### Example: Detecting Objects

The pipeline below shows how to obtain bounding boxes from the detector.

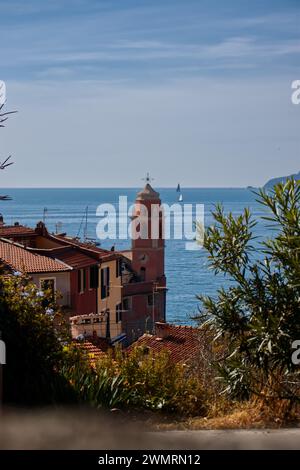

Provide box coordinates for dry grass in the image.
[154,399,300,431]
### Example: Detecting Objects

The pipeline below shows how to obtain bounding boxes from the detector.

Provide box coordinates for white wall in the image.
[31,271,71,306]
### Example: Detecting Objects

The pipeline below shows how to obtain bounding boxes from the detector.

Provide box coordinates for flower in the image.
[76,334,85,341]
[13,271,21,277]
[36,290,44,297]
[45,308,54,315]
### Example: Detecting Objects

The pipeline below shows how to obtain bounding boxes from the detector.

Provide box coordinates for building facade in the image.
[0,180,167,346]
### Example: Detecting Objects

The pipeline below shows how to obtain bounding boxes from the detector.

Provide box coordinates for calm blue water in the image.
[0,188,270,325]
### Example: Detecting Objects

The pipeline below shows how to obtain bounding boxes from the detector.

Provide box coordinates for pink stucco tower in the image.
[131,182,165,282]
[122,177,167,342]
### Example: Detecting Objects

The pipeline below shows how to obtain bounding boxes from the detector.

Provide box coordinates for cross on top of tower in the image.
[137,173,160,201]
[142,172,154,183]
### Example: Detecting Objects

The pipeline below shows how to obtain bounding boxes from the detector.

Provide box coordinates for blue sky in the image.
[1,0,300,187]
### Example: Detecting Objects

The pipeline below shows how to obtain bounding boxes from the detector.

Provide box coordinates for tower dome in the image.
[136,183,160,201]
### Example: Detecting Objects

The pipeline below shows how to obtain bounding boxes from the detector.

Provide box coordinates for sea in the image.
[0,188,270,325]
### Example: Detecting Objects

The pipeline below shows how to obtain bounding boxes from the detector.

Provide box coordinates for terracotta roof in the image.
[34,246,99,269]
[0,239,72,274]
[32,222,118,261]
[128,322,209,364]
[73,337,110,365]
[0,224,36,238]
[47,233,118,261]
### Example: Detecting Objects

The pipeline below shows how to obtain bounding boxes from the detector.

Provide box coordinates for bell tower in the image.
[121,174,167,340]
[131,174,165,283]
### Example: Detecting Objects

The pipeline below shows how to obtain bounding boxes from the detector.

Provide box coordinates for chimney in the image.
[155,322,170,339]
[0,214,3,227]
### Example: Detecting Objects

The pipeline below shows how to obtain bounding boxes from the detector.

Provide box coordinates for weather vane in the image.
[142,172,154,183]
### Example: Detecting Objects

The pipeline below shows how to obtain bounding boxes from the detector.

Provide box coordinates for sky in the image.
[0,0,299,187]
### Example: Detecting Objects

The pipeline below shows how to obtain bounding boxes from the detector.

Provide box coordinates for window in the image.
[159,214,163,239]
[40,278,55,304]
[116,303,122,323]
[123,297,132,311]
[147,294,154,306]
[78,269,86,294]
[90,265,99,289]
[116,258,122,278]
[83,269,86,290]
[140,267,146,281]
[105,308,110,339]
[78,270,81,293]
[101,267,110,299]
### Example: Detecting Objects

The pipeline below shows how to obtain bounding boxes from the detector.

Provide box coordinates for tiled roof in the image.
[128,322,209,364]
[49,234,118,261]
[45,247,98,269]
[73,337,110,365]
[30,221,118,261]
[0,225,36,238]
[0,239,72,274]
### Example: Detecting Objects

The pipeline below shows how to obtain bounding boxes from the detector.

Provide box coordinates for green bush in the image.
[0,273,75,405]
[63,346,207,416]
[197,178,300,404]
[0,272,207,415]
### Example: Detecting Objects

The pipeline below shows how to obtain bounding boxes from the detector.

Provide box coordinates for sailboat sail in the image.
[178,193,183,202]
[176,183,181,192]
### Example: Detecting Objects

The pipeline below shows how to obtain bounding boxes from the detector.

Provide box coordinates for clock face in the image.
[139,253,148,263]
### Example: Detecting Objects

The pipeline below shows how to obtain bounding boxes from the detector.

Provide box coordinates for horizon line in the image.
[0,186,259,190]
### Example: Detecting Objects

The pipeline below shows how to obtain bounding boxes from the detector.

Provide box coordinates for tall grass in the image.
[62,346,208,416]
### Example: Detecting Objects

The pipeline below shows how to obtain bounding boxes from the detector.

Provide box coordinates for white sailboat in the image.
[176,183,183,202]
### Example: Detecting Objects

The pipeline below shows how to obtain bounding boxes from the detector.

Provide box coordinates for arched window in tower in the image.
[159,211,163,239]
[140,267,146,281]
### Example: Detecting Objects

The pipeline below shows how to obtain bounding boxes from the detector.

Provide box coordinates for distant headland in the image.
[264,171,300,189]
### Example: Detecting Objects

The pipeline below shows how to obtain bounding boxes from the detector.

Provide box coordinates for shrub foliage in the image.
[0,273,75,404]
[197,179,300,404]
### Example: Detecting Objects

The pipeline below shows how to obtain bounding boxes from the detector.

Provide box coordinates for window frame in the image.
[123,297,132,311]
[39,277,56,302]
[101,266,110,299]
[89,265,99,289]
[78,269,86,294]
[116,258,122,278]
[147,294,154,306]
[115,303,122,323]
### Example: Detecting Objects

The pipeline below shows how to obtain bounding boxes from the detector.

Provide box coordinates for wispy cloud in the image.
[7,37,300,75]
[1,0,300,187]
[2,1,300,81]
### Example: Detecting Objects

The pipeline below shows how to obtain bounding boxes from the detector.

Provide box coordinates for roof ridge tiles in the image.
[0,238,72,273]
